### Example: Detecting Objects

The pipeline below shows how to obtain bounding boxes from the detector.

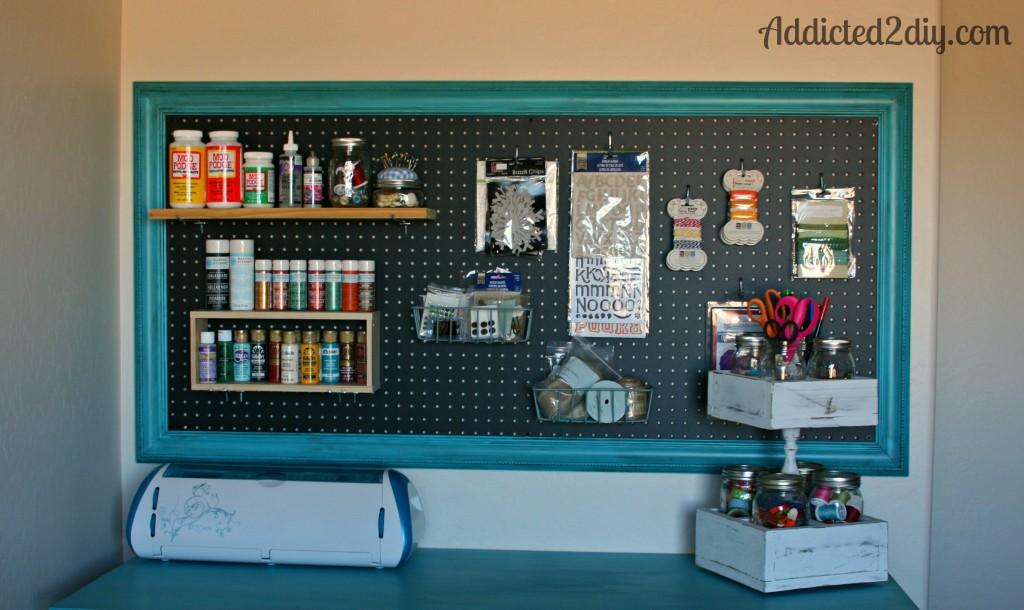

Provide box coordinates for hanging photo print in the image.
[475,157,558,256]
[791,186,857,279]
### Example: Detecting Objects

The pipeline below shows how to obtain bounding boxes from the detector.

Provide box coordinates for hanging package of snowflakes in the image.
[791,186,857,279]
[475,157,558,256]
[568,150,650,339]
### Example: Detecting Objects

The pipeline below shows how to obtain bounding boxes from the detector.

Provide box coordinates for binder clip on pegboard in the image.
[719,161,765,246]
[665,187,708,272]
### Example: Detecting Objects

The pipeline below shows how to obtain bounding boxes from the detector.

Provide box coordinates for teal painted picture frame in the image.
[135,81,911,474]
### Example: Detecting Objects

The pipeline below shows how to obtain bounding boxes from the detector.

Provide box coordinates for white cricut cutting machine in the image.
[127,464,423,568]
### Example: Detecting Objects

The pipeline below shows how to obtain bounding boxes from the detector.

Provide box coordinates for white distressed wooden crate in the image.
[706,371,878,429]
[695,508,888,592]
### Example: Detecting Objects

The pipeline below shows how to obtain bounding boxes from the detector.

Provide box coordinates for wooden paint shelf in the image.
[150,207,437,221]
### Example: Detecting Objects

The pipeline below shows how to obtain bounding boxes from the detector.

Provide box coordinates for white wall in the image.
[0,1,122,608]
[119,1,940,606]
[930,2,1024,608]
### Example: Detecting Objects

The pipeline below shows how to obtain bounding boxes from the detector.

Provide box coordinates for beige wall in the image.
[119,1,941,606]
[932,2,1024,608]
[0,1,122,608]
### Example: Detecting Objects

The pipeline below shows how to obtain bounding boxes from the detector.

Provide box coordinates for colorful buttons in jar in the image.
[809,470,864,523]
[753,473,807,528]
[720,464,768,518]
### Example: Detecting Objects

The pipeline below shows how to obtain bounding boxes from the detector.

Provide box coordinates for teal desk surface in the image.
[53,549,915,609]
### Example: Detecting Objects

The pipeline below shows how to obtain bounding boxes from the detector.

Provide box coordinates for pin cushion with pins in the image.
[374,153,423,208]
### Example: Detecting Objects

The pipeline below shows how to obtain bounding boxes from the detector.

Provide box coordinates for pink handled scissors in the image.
[773,296,822,344]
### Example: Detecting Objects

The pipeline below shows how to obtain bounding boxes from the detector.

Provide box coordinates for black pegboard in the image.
[165,114,877,443]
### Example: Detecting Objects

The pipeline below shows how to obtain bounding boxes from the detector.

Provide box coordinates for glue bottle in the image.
[278,131,302,207]
[302,149,324,207]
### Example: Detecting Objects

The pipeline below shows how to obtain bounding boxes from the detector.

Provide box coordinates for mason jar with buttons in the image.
[753,473,808,528]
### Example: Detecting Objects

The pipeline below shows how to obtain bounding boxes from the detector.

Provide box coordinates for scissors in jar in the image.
[746,289,785,338]
[772,296,822,344]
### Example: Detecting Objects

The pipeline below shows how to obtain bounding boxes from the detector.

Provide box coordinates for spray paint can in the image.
[205,239,230,310]
[229,239,255,311]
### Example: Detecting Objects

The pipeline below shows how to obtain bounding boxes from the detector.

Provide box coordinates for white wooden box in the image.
[695,508,888,592]
[707,371,878,429]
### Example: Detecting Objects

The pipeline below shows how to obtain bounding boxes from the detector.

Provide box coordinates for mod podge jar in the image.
[809,470,864,523]
[329,137,370,207]
[720,464,768,518]
[753,473,808,528]
[731,334,766,376]
[168,130,205,208]
[206,130,242,208]
[808,337,857,379]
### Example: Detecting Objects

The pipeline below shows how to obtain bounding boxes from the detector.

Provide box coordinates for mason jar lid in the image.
[797,462,826,477]
[812,337,852,351]
[736,333,766,349]
[758,473,804,490]
[722,464,768,480]
[376,178,421,189]
[811,470,861,487]
[331,137,367,150]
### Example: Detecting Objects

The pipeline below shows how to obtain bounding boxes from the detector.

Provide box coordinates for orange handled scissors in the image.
[746,289,784,338]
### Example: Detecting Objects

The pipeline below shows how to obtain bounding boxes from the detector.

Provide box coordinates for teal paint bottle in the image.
[232,329,251,382]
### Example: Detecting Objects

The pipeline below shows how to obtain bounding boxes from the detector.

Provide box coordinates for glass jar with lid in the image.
[720,464,768,518]
[329,137,371,207]
[796,461,826,498]
[760,338,807,381]
[730,333,766,376]
[809,470,864,523]
[753,473,808,528]
[373,179,423,208]
[808,337,857,379]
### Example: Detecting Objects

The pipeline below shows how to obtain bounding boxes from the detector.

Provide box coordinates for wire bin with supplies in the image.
[412,306,533,343]
[532,379,652,424]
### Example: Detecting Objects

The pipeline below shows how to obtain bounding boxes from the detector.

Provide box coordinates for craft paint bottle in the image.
[250,328,267,382]
[232,329,251,382]
[216,329,233,382]
[198,331,217,384]
[358,260,376,312]
[308,260,326,311]
[206,130,243,208]
[278,131,303,207]
[280,331,300,384]
[254,259,272,311]
[302,149,324,207]
[228,239,255,311]
[168,130,205,208]
[355,330,367,386]
[271,259,289,311]
[341,260,359,312]
[242,151,275,208]
[319,330,340,384]
[325,260,342,311]
[339,330,356,384]
[268,329,282,383]
[300,330,320,385]
[205,239,230,310]
[289,259,308,311]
